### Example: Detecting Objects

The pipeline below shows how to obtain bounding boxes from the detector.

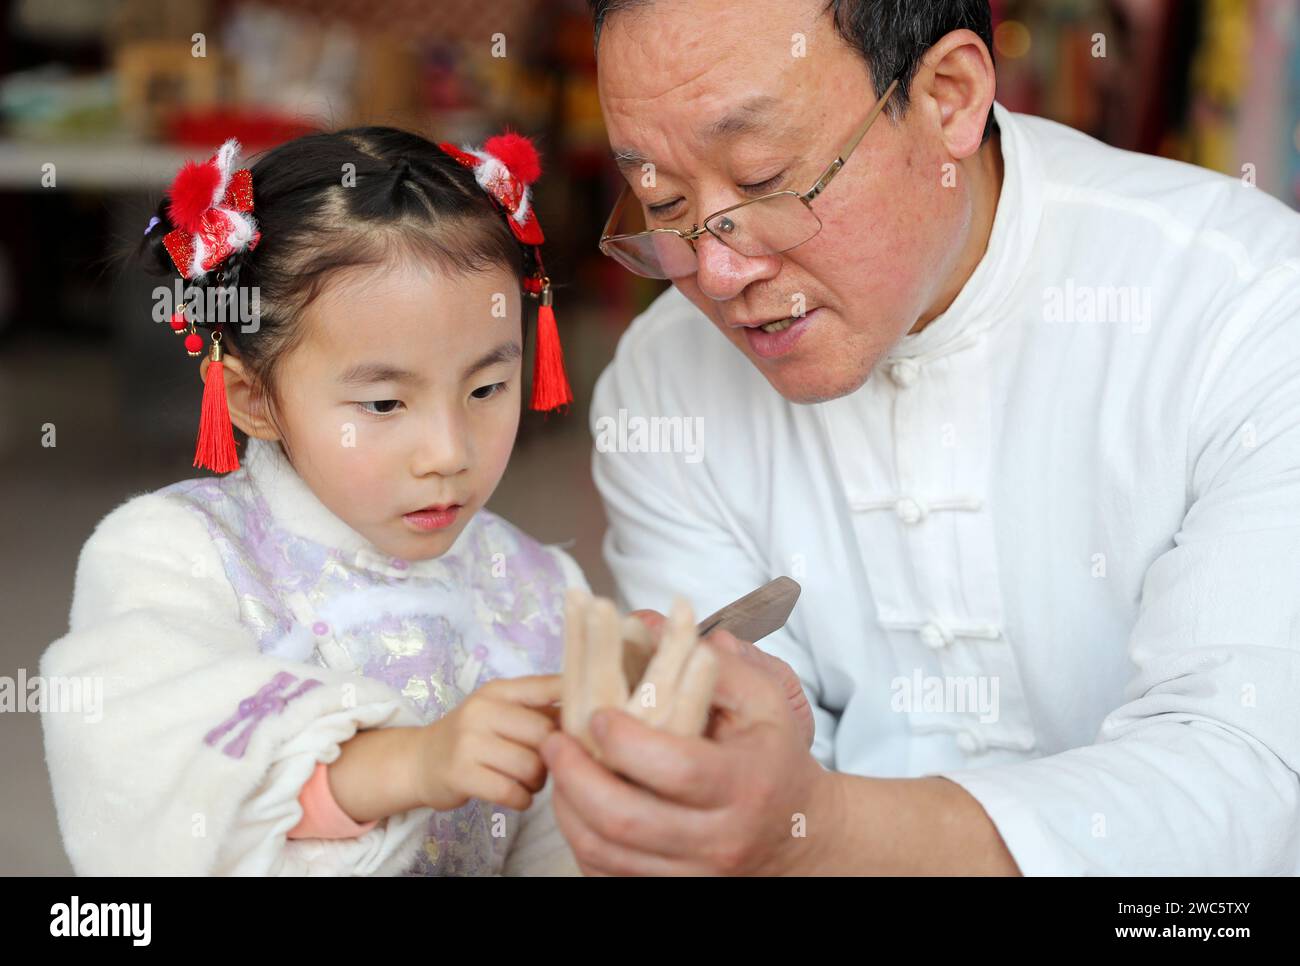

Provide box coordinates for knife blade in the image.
[694,576,801,643]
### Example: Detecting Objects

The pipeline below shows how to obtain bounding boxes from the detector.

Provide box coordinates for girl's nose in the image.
[693,233,782,302]
[411,411,471,479]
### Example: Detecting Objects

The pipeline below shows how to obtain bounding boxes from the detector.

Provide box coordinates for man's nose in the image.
[692,232,782,302]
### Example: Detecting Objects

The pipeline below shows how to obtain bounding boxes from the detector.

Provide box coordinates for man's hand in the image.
[541,635,835,875]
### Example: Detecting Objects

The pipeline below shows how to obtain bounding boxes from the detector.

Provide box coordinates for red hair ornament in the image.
[157,138,260,473]
[438,132,572,412]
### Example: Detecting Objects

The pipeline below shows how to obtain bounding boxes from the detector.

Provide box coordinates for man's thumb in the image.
[703,632,791,729]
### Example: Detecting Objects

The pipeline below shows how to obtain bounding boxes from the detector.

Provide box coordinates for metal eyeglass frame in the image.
[598,77,901,276]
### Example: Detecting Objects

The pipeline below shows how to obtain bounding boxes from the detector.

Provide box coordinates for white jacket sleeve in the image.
[590,325,838,766]
[939,275,1300,874]
[41,492,434,876]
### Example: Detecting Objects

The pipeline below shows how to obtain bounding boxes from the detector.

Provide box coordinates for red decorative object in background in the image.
[166,108,317,152]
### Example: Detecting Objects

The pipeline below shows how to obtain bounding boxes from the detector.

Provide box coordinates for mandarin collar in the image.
[239,436,471,579]
[882,100,1044,364]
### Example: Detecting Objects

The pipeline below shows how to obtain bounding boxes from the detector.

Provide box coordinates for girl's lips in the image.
[402,505,462,531]
[740,309,818,360]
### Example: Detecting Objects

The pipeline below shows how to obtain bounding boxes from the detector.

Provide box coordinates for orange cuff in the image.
[286,762,379,840]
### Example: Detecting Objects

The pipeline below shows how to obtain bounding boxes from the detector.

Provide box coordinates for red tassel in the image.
[194,336,240,473]
[530,282,572,412]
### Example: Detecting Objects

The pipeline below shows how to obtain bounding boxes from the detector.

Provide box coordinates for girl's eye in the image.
[358,399,402,415]
[471,382,506,400]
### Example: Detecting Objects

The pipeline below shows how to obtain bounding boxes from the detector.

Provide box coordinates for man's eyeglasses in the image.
[598,78,900,280]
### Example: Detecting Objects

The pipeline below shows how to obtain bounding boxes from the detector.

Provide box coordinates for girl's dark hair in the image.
[139,126,529,435]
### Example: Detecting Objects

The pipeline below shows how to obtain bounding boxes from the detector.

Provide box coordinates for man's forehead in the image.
[597,1,839,171]
[609,93,800,171]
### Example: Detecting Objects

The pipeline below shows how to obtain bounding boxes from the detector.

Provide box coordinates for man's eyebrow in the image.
[463,341,521,379]
[612,147,651,172]
[610,95,786,173]
[338,363,426,386]
[702,94,781,141]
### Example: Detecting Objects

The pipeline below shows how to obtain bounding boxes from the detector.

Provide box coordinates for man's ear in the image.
[198,351,279,441]
[911,27,997,162]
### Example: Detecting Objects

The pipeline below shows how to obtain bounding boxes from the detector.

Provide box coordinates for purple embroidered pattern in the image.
[204,671,322,759]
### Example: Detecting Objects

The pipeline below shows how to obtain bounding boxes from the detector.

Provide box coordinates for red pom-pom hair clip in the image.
[154,138,260,473]
[438,131,573,412]
[162,139,259,281]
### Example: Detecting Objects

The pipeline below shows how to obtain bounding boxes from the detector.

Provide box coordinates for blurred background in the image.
[1,0,1297,873]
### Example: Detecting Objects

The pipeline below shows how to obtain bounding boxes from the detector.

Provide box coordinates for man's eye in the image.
[357,399,402,415]
[648,172,785,219]
[647,198,683,219]
[471,382,506,400]
[740,172,785,194]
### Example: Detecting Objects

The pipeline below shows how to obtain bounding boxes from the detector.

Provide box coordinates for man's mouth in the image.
[730,309,820,360]
[730,313,810,334]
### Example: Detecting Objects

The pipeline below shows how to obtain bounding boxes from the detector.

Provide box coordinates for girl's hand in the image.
[411,674,562,812]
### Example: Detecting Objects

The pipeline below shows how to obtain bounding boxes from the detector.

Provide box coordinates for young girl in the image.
[40,127,587,875]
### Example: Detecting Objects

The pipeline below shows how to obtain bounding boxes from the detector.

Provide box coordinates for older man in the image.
[539,0,1300,874]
